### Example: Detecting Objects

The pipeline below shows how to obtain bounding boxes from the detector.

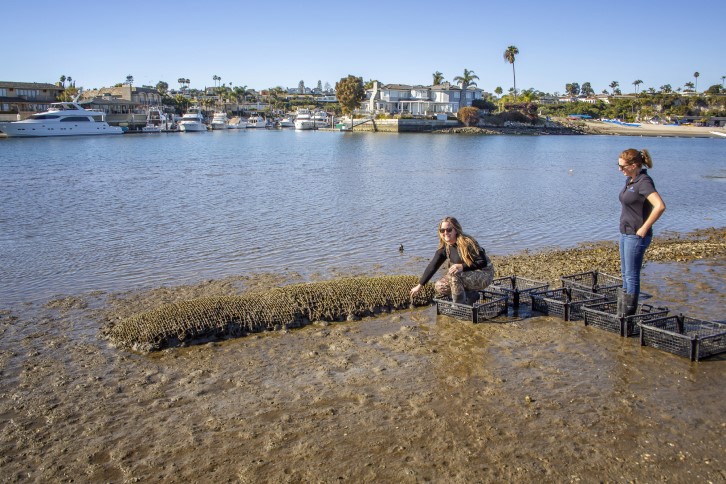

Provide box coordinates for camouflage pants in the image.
[434,258,495,300]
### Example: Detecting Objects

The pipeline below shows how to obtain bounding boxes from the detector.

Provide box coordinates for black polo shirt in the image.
[619,169,657,236]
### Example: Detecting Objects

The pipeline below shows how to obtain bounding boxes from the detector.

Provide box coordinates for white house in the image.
[361,81,484,116]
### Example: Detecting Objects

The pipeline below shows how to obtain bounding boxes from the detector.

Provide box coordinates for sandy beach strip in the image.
[583,120,726,138]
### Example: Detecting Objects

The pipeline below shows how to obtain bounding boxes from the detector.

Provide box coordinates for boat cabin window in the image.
[60,116,92,122]
[29,114,61,120]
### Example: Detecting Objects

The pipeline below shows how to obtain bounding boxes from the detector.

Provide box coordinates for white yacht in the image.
[312,110,330,128]
[293,109,315,130]
[141,106,167,133]
[210,111,229,130]
[246,114,268,128]
[0,101,124,137]
[178,106,206,132]
[294,109,329,130]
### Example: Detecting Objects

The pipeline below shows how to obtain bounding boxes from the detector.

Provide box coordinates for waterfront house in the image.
[0,81,64,120]
[360,81,484,116]
[82,85,162,106]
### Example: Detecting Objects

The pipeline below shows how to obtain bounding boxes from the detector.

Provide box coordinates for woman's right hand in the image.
[410,284,422,297]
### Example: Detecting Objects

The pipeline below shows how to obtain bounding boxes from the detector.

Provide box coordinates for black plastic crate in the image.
[434,290,508,323]
[583,301,669,337]
[530,288,606,321]
[473,291,509,322]
[561,270,622,301]
[639,315,726,361]
[488,276,549,308]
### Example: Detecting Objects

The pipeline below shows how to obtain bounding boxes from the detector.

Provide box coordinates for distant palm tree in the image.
[125,75,134,86]
[721,75,725,88]
[693,71,700,93]
[453,69,479,108]
[632,79,643,94]
[432,71,444,85]
[59,75,66,88]
[609,81,619,95]
[503,45,519,101]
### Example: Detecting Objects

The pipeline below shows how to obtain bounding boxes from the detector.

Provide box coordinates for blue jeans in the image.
[619,233,652,295]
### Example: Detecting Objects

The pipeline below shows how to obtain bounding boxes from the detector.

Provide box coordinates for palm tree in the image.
[432,71,444,85]
[212,75,219,88]
[59,75,66,88]
[125,75,134,86]
[693,71,700,93]
[632,79,643,94]
[503,45,519,101]
[453,69,479,108]
[721,76,725,88]
[609,81,619,95]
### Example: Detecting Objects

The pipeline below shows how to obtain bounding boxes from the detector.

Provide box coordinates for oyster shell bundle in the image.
[106,275,433,352]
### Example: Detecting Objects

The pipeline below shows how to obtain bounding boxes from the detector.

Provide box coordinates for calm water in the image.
[1,130,724,306]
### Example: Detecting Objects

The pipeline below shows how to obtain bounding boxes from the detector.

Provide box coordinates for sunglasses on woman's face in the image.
[439,227,454,234]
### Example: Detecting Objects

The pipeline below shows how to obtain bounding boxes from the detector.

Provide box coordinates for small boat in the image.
[246,114,269,128]
[141,107,167,133]
[210,111,229,130]
[0,99,124,138]
[227,117,247,129]
[278,116,295,128]
[178,106,206,132]
[709,131,726,137]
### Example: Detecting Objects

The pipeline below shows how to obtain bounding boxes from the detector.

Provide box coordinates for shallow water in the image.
[1,131,724,306]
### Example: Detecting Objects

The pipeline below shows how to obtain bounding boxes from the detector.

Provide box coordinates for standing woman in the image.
[617,148,666,316]
[410,216,494,304]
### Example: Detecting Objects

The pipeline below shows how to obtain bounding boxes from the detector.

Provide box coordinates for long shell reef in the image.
[103,228,726,352]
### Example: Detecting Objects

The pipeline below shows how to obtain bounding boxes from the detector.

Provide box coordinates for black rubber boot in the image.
[623,292,639,317]
[466,290,481,306]
[453,292,467,305]
[616,288,625,318]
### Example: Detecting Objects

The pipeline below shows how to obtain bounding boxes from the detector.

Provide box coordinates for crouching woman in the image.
[410,216,494,304]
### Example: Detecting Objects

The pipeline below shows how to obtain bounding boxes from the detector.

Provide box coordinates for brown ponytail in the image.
[620,148,653,168]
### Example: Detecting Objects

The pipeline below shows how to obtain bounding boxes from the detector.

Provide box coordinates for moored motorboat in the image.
[0,101,124,137]
[293,108,315,130]
[227,117,248,129]
[211,111,229,130]
[141,106,167,133]
[278,115,295,128]
[178,106,206,132]
[294,108,329,130]
[246,114,269,128]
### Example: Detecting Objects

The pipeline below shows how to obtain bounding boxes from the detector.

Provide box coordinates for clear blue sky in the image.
[5,0,725,95]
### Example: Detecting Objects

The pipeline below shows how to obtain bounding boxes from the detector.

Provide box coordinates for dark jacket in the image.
[419,244,487,285]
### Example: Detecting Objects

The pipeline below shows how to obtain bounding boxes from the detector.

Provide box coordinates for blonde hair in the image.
[620,148,653,168]
[437,216,481,267]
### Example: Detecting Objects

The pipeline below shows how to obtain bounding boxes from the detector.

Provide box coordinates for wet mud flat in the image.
[1,231,724,482]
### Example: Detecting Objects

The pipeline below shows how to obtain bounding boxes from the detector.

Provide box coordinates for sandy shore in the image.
[582,121,726,138]
[1,229,724,482]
